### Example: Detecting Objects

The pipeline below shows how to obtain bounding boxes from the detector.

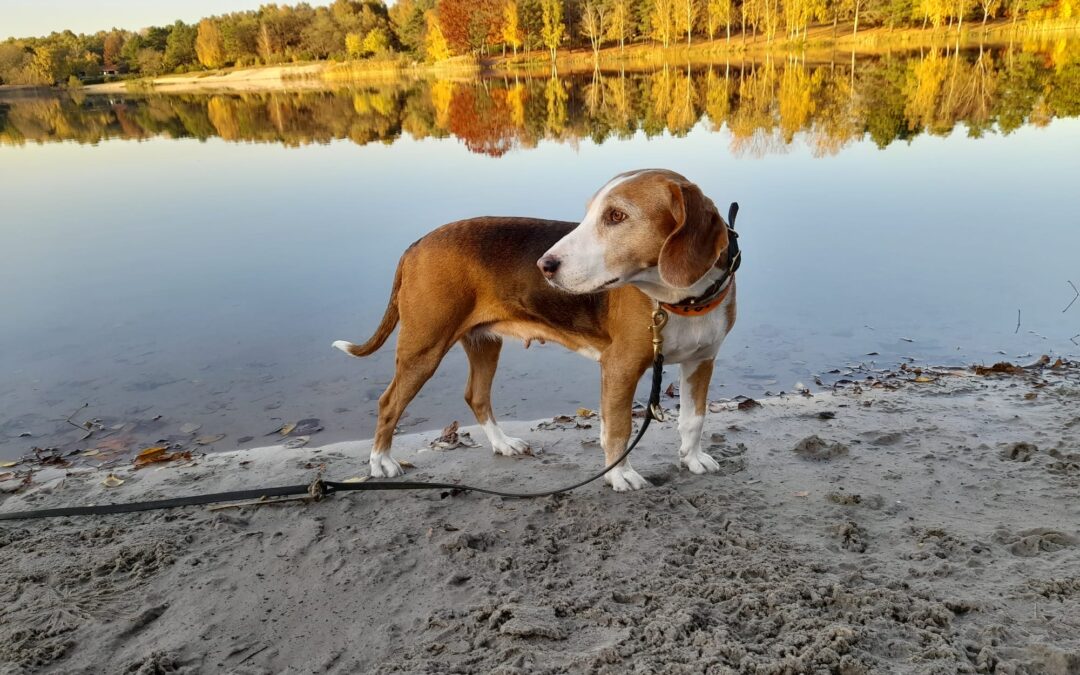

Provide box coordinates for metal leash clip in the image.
[649,307,668,422]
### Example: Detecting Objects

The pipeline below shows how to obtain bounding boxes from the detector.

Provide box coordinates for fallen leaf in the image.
[914,376,933,383]
[195,434,226,445]
[292,418,323,435]
[342,476,369,484]
[737,398,761,411]
[102,474,125,488]
[0,461,17,468]
[1024,392,1038,400]
[179,423,202,435]
[279,422,297,436]
[133,446,191,469]
[429,421,480,449]
[136,445,169,460]
[398,460,415,468]
[665,383,678,398]
[576,408,595,418]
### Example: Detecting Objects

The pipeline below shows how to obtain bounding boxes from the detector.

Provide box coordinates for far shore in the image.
[50,19,1077,95]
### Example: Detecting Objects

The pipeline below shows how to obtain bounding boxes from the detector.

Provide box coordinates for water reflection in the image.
[3,42,1078,155]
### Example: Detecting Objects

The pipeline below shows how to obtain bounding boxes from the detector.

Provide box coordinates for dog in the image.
[332,169,739,492]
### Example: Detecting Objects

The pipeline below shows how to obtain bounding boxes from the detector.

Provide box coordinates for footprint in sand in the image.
[994,528,1078,557]
[1000,442,1038,462]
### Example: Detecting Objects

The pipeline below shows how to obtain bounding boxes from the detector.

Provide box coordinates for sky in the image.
[1,0,270,39]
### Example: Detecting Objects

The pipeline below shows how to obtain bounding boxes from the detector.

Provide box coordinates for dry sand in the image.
[82,64,329,94]
[2,363,1079,673]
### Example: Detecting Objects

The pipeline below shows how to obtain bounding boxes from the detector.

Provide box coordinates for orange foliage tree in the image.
[437,0,506,54]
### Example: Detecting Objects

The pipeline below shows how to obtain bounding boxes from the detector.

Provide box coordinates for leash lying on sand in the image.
[0,203,742,522]
[0,313,669,521]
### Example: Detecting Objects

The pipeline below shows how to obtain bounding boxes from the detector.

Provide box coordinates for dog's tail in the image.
[332,258,403,358]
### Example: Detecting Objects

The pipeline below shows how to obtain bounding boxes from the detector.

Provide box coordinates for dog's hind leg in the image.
[370,336,452,477]
[462,334,530,456]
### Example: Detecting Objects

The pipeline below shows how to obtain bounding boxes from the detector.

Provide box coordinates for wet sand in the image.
[2,362,1079,673]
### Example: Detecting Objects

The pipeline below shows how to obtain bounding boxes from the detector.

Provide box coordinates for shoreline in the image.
[61,21,1079,95]
[3,360,1078,672]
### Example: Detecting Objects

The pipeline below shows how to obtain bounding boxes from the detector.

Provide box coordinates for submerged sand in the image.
[1,364,1079,673]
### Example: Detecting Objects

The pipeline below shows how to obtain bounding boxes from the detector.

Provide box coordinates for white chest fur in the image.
[658,294,734,365]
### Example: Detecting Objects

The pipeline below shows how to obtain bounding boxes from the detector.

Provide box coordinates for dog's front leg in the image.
[599,357,650,492]
[678,358,721,474]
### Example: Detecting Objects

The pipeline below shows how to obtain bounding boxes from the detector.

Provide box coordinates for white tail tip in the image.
[332,340,355,355]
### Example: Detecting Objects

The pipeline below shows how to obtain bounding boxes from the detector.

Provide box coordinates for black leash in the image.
[0,354,666,521]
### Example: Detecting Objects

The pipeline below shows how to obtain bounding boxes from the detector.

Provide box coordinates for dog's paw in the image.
[681,448,721,474]
[604,464,650,492]
[370,452,404,478]
[493,435,531,456]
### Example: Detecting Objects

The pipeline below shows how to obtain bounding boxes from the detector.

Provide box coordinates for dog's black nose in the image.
[538,255,561,279]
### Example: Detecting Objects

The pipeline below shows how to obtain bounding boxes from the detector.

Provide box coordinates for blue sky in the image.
[2,0,271,39]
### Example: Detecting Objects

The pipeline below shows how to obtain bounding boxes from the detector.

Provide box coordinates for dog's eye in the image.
[608,209,627,224]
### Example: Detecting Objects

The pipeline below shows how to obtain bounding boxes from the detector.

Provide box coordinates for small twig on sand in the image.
[1071,334,1080,346]
[64,403,89,429]
[1015,309,1021,334]
[1064,281,1079,314]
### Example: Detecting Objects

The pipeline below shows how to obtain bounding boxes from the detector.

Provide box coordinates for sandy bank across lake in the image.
[2,364,1079,673]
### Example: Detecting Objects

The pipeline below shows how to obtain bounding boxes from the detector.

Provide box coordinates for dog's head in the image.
[538,169,729,294]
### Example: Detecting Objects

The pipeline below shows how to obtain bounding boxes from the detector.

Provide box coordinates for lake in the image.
[2,41,1079,461]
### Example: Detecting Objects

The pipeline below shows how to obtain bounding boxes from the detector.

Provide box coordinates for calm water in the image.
[2,44,1079,460]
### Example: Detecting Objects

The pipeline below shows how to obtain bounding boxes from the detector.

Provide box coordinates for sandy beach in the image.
[81,64,331,94]
[2,360,1079,673]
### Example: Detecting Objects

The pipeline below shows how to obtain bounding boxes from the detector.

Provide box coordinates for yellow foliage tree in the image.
[195,19,226,69]
[541,0,566,63]
[424,10,453,62]
[345,32,364,58]
[652,0,676,46]
[502,1,523,57]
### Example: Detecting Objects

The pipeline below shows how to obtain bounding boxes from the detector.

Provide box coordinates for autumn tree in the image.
[541,0,566,62]
[363,27,392,53]
[346,32,365,56]
[102,31,124,69]
[439,0,505,54]
[607,0,633,48]
[581,1,607,60]
[979,0,1002,25]
[705,0,734,39]
[502,1,523,56]
[424,10,453,60]
[196,19,227,68]
[674,0,700,44]
[651,0,676,46]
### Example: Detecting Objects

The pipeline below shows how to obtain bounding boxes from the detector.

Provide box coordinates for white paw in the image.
[681,448,721,475]
[604,463,650,492]
[370,452,404,478]
[492,435,531,456]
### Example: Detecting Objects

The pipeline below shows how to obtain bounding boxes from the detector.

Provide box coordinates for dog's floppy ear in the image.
[657,180,727,289]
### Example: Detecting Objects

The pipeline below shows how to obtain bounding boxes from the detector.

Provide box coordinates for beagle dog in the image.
[333,169,738,492]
